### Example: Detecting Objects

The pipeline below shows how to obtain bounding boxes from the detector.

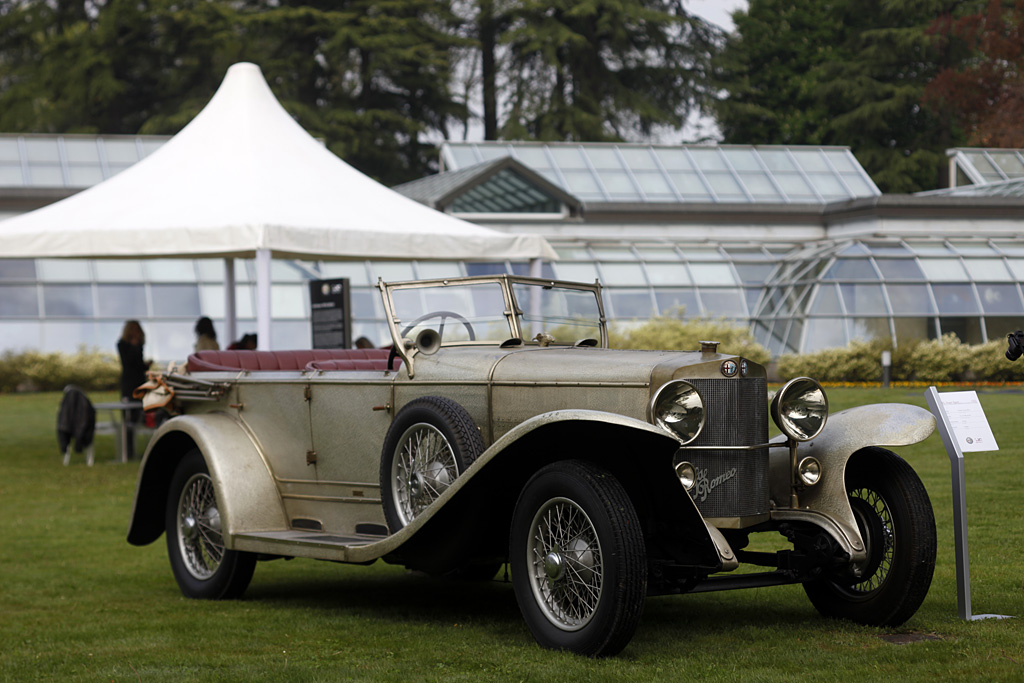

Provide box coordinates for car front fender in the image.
[126,412,286,548]
[383,409,737,573]
[771,403,936,561]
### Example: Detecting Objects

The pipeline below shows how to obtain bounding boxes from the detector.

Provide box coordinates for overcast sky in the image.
[687,0,747,32]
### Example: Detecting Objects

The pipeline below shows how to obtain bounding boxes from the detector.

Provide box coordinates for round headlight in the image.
[673,458,696,490]
[797,456,822,486]
[652,380,705,444]
[771,377,828,441]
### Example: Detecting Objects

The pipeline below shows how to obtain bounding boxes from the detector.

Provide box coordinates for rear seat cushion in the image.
[187,348,392,373]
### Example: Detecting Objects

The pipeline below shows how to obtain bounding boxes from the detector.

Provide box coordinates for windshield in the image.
[390,282,512,343]
[512,282,603,344]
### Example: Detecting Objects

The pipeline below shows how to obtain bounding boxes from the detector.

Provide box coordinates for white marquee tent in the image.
[0,62,556,348]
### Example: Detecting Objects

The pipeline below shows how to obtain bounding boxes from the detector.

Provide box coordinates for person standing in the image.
[194,316,220,351]
[117,320,150,460]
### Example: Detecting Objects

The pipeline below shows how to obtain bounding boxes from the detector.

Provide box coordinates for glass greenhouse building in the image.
[2,134,1024,361]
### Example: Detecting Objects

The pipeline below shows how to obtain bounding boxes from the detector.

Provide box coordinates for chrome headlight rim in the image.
[771,376,829,442]
[797,456,822,487]
[650,380,706,444]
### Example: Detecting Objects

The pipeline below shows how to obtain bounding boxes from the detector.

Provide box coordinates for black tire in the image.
[803,447,936,626]
[165,449,256,600]
[380,396,485,533]
[510,460,646,657]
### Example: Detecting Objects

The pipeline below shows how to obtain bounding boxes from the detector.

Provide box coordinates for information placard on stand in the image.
[924,387,1012,621]
[310,278,351,349]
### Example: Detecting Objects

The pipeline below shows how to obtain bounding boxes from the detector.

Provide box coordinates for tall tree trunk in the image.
[479,0,498,139]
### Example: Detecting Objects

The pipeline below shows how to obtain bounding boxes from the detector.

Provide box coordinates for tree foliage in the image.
[712,0,965,193]
[924,0,1024,147]
[0,0,718,181]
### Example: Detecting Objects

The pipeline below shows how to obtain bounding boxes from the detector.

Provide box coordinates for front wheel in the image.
[510,460,646,657]
[165,449,256,599]
[803,447,936,626]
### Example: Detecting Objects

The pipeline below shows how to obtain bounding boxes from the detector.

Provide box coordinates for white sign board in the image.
[935,391,999,452]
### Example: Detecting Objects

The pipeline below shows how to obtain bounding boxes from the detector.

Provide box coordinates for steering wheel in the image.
[388,311,477,370]
[400,310,477,342]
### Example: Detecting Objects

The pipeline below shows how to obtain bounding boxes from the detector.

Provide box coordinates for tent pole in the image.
[256,248,272,350]
[224,257,237,346]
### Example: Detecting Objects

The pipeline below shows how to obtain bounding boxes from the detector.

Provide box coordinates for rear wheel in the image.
[803,447,935,626]
[165,449,256,599]
[510,460,646,657]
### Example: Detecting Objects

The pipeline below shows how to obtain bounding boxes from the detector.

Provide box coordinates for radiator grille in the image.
[684,377,769,518]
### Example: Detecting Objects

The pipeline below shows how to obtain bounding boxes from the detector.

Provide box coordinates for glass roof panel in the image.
[990,151,1024,176]
[739,172,783,200]
[0,285,38,316]
[440,143,878,205]
[0,166,23,185]
[590,247,637,260]
[964,258,1013,281]
[700,288,747,316]
[584,148,624,169]
[635,246,681,260]
[734,263,775,284]
[633,171,674,196]
[978,283,1024,314]
[932,284,979,314]
[600,262,647,285]
[618,147,660,170]
[668,171,712,199]
[804,317,847,351]
[791,150,829,173]
[1006,259,1024,280]
[864,241,911,255]
[655,289,699,316]
[103,140,139,164]
[705,172,746,199]
[809,284,842,315]
[824,150,858,173]
[563,170,602,196]
[887,284,936,314]
[920,258,969,281]
[28,166,63,186]
[653,148,694,171]
[554,262,599,282]
[24,139,60,162]
[950,240,996,255]
[682,247,724,260]
[688,263,736,285]
[512,147,551,168]
[69,166,103,186]
[722,148,761,171]
[549,147,588,168]
[38,259,90,282]
[645,262,691,285]
[875,258,926,280]
[64,139,100,163]
[908,241,953,255]
[822,258,878,280]
[0,139,19,162]
[840,283,887,314]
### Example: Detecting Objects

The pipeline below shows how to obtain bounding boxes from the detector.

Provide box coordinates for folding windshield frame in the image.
[379,275,608,375]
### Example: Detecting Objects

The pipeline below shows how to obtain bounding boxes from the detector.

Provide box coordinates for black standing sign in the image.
[310,278,351,349]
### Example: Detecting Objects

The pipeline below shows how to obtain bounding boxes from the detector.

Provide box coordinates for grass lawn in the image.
[1,387,1022,681]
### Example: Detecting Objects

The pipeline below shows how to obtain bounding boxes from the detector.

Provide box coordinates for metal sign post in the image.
[924,387,1012,621]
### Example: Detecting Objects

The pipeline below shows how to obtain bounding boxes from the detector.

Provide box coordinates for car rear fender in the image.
[392,410,736,573]
[770,403,936,561]
[126,412,286,548]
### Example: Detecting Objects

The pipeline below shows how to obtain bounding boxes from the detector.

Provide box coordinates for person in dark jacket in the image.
[117,320,150,460]
[194,316,220,351]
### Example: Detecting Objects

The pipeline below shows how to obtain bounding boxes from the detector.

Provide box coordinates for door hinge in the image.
[306,450,317,465]
[304,385,312,401]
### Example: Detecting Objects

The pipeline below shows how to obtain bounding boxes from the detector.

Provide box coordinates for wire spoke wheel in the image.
[847,487,894,593]
[511,460,645,657]
[803,447,935,627]
[528,497,603,630]
[176,472,225,580]
[392,423,458,526]
[165,449,256,600]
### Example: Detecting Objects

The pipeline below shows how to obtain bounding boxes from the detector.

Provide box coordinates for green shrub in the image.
[0,348,120,393]
[610,316,771,365]
[777,333,1024,383]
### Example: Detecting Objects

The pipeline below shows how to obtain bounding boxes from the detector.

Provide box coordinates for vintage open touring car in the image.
[128,274,937,656]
